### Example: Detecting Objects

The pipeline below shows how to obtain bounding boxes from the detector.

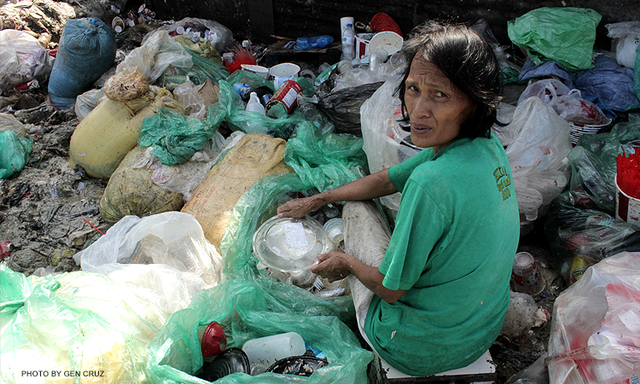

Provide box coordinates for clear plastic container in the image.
[242,332,306,375]
[323,218,344,245]
[252,216,333,274]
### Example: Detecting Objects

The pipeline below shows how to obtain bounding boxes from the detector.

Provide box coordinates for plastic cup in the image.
[241,64,269,79]
[269,63,300,78]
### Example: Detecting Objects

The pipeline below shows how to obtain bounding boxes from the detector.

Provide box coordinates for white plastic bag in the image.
[75,88,107,121]
[360,77,420,221]
[548,252,640,384]
[0,30,52,94]
[73,211,224,313]
[116,30,192,84]
[504,97,572,228]
[606,21,640,69]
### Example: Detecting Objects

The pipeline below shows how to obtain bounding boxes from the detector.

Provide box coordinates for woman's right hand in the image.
[277,196,321,219]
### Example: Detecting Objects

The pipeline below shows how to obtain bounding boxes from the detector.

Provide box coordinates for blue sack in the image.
[47,18,116,109]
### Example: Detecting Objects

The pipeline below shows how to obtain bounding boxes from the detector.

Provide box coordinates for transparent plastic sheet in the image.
[73,212,224,314]
[0,265,168,384]
[146,277,371,384]
[138,108,219,166]
[0,112,26,137]
[0,29,52,95]
[166,47,229,86]
[0,129,33,179]
[116,30,193,84]
[284,123,369,194]
[506,7,601,71]
[360,77,420,219]
[544,192,640,279]
[143,17,234,54]
[605,21,640,69]
[503,97,573,227]
[547,252,640,384]
[568,114,640,212]
[75,88,107,121]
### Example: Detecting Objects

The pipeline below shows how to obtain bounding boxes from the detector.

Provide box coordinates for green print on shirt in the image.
[494,166,512,201]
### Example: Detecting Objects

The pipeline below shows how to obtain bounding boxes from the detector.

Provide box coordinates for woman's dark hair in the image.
[396,21,502,140]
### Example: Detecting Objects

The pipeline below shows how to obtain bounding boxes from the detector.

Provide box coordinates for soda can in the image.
[260,93,272,106]
[233,82,253,101]
[511,252,545,295]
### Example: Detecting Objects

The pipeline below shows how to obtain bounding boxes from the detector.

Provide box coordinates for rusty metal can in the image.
[511,251,545,295]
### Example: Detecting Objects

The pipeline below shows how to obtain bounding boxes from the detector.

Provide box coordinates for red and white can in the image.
[511,251,545,295]
[265,80,302,118]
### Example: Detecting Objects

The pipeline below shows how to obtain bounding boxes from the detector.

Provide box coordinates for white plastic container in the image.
[323,218,344,245]
[245,92,265,115]
[242,332,306,375]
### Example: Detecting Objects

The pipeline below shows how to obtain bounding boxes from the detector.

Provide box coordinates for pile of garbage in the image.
[3,3,640,384]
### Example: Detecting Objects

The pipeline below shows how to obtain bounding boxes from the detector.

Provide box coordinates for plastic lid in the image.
[252,216,333,273]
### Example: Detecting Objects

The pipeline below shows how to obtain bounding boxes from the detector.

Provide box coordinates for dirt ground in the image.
[0,1,562,383]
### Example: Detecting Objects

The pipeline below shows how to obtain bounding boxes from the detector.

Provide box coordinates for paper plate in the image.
[368,31,403,56]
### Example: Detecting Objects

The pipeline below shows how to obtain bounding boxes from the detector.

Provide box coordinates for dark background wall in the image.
[147,0,640,48]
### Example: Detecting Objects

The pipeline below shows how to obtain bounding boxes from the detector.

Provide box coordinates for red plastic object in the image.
[0,241,12,260]
[370,13,403,37]
[201,322,227,357]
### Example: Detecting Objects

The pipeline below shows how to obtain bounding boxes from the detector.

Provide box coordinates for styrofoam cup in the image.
[269,63,300,78]
[241,64,269,78]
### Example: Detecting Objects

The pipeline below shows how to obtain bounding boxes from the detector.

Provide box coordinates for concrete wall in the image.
[147,0,640,47]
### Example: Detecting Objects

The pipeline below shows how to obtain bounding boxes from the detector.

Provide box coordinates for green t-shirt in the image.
[364,134,520,376]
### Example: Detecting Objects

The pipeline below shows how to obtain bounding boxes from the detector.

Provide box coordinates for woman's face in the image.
[404,57,476,153]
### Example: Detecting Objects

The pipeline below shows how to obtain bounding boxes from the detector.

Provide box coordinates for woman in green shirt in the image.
[278,22,520,375]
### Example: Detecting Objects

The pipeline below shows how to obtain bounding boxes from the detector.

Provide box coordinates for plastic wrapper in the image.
[507,7,601,71]
[75,88,107,121]
[162,47,229,87]
[73,211,224,314]
[0,265,168,384]
[149,131,232,202]
[146,277,371,384]
[605,21,640,69]
[0,29,52,95]
[0,129,33,179]
[517,79,609,127]
[0,113,27,138]
[568,115,640,212]
[116,30,193,84]
[547,252,640,384]
[316,69,384,136]
[143,17,234,55]
[360,77,420,219]
[173,79,220,119]
[502,97,573,231]
[138,108,218,166]
[284,123,368,194]
[544,192,640,285]
[99,146,185,223]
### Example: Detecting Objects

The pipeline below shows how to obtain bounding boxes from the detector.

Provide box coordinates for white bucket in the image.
[615,175,640,224]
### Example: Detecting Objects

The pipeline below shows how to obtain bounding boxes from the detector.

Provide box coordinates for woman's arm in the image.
[311,251,406,303]
[278,168,397,219]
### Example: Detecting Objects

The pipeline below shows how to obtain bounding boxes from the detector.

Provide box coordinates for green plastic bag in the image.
[507,7,602,71]
[163,47,229,86]
[0,129,33,179]
[284,123,368,193]
[0,265,167,384]
[146,277,372,384]
[213,79,305,139]
[138,108,218,165]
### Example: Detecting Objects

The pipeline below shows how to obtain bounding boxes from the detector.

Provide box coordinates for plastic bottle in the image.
[242,332,306,375]
[341,23,355,61]
[246,92,265,115]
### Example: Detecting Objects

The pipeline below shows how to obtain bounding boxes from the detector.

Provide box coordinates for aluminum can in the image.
[511,251,545,295]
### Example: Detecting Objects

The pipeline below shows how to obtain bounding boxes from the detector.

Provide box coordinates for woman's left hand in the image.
[310,251,353,282]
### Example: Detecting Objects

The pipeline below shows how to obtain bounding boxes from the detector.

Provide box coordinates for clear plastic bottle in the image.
[245,92,265,115]
[341,23,355,61]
